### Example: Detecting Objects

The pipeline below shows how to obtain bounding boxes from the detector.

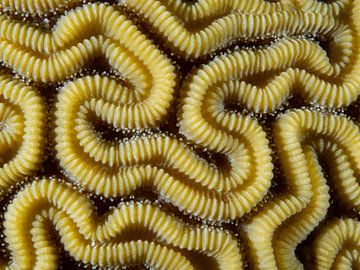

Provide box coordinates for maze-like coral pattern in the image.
[0,0,359,269]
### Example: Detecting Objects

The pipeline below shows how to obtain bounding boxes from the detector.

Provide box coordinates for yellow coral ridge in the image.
[0,0,73,15]
[125,0,339,58]
[245,109,360,269]
[295,0,351,16]
[178,5,360,111]
[332,250,360,270]
[2,178,243,269]
[0,0,293,16]
[1,0,347,18]
[0,3,175,82]
[126,0,360,109]
[0,0,346,63]
[151,0,351,18]
[314,219,360,270]
[0,0,360,269]
[126,0,294,25]
[55,75,272,220]
[1,1,359,107]
[0,75,45,193]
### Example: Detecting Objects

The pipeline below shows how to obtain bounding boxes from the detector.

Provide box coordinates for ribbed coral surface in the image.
[0,0,359,269]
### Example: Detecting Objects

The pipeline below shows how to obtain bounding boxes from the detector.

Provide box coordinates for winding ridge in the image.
[176,1,360,111]
[2,178,243,269]
[1,0,349,18]
[0,3,176,82]
[0,75,46,194]
[0,0,359,269]
[314,219,360,270]
[55,75,273,221]
[246,110,360,269]
[1,0,359,105]
[124,0,339,58]
[50,2,273,221]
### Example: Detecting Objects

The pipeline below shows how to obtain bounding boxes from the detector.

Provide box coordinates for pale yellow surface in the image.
[0,75,45,193]
[314,219,360,270]
[3,179,243,269]
[246,110,360,270]
[0,0,359,269]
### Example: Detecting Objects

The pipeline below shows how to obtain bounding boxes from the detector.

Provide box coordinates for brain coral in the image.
[0,0,359,269]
